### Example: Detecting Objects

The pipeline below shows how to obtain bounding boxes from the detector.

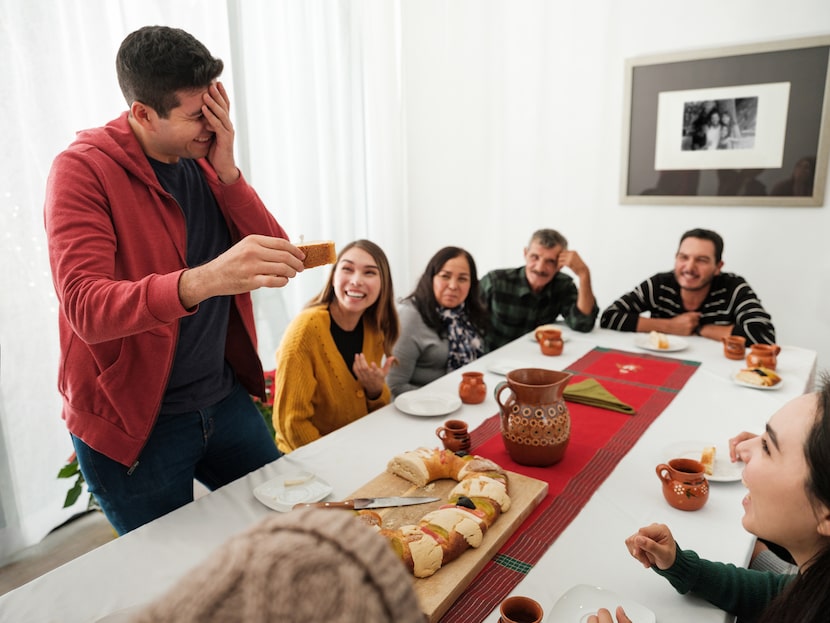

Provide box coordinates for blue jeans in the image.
[72,381,281,535]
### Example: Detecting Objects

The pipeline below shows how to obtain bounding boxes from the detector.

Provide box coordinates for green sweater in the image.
[655,545,795,619]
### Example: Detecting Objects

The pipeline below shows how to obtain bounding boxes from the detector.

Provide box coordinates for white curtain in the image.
[0,0,405,561]
[230,0,408,361]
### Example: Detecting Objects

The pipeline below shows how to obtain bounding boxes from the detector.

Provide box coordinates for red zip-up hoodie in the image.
[44,112,288,467]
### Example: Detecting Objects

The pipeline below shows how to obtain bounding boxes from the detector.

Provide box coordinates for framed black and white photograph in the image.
[621,36,830,206]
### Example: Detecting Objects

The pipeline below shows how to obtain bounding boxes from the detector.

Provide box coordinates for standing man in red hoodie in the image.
[44,26,305,534]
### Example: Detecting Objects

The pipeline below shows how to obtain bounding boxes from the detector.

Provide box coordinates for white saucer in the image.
[486,360,530,376]
[548,584,655,623]
[662,441,743,483]
[253,472,332,512]
[394,391,462,417]
[732,371,783,390]
[634,334,688,352]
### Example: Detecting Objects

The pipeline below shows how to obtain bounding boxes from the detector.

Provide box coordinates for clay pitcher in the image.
[495,368,572,466]
[656,458,709,511]
[746,344,781,370]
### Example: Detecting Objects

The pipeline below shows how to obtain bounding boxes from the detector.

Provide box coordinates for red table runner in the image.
[439,347,700,622]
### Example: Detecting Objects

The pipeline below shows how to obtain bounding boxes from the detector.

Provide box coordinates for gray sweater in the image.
[388,300,450,396]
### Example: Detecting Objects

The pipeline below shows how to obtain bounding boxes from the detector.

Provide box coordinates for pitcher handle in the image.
[494,381,512,408]
[656,463,671,483]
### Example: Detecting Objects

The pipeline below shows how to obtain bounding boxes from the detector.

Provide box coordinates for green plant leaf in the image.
[57,462,79,479]
[63,478,83,508]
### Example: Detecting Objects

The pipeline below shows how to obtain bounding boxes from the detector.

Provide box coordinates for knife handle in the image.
[293,500,355,510]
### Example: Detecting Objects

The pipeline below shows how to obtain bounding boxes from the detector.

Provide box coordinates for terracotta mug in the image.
[656,458,709,511]
[534,328,563,356]
[435,419,471,453]
[722,335,746,360]
[459,371,487,404]
[746,344,781,370]
[499,595,544,623]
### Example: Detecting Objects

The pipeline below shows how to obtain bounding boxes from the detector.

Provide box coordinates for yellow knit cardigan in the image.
[273,305,391,452]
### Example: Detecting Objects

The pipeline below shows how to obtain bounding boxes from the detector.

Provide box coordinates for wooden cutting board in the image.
[349,469,548,622]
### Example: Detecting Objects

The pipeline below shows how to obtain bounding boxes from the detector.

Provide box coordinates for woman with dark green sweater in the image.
[593,375,830,623]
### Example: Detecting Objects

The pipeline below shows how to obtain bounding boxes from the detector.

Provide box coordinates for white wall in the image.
[398,0,830,370]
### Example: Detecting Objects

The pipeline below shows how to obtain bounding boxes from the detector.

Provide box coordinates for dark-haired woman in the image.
[388,247,487,397]
[596,375,830,623]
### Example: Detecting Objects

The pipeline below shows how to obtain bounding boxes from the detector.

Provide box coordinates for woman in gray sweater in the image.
[388,247,488,396]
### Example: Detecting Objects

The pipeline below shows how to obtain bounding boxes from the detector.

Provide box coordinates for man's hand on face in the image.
[202,81,239,184]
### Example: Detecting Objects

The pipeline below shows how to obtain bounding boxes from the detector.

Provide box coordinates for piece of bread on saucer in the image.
[736,367,781,387]
[648,330,669,349]
[700,446,716,476]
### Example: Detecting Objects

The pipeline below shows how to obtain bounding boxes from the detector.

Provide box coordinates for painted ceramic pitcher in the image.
[495,368,572,466]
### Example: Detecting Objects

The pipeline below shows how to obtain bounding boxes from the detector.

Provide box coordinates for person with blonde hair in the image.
[273,240,399,451]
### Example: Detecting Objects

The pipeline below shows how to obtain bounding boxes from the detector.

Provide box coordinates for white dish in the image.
[548,584,655,623]
[663,441,743,483]
[486,360,530,376]
[633,334,688,352]
[253,472,332,512]
[394,392,462,417]
[732,371,783,391]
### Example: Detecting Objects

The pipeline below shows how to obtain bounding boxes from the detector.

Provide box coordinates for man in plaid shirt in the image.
[480,229,598,350]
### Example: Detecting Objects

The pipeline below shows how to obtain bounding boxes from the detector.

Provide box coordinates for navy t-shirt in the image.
[149,157,235,413]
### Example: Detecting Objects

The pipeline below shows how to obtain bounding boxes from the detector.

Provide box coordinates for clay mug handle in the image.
[435,426,449,441]
[772,344,781,355]
[656,463,672,483]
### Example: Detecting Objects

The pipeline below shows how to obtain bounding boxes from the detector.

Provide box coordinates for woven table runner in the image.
[439,347,700,622]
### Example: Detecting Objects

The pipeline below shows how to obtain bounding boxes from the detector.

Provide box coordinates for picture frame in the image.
[620,36,830,206]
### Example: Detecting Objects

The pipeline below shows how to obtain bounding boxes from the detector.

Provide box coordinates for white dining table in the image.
[0,328,817,623]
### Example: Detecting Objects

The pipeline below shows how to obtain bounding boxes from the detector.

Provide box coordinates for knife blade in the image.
[294,496,440,510]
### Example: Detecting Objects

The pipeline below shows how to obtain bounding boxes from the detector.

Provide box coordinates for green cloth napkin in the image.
[563,378,636,415]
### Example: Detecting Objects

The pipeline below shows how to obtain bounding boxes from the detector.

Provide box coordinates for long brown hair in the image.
[307,239,400,355]
[757,372,830,623]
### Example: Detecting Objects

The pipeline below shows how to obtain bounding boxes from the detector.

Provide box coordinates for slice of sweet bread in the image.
[700,446,716,476]
[648,330,669,349]
[297,240,336,268]
[736,367,780,387]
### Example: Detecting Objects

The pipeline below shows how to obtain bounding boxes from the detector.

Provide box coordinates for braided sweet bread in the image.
[365,448,510,578]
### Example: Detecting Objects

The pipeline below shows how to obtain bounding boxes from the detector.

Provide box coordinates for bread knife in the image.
[294,496,440,510]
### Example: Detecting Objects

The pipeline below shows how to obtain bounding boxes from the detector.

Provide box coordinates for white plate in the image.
[547,584,655,623]
[633,334,688,352]
[663,441,743,483]
[253,472,332,512]
[394,392,462,417]
[732,371,783,391]
[486,360,530,376]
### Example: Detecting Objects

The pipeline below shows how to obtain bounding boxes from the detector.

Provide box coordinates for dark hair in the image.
[679,228,724,263]
[758,373,830,623]
[404,247,488,338]
[307,240,399,355]
[529,229,568,250]
[116,26,224,118]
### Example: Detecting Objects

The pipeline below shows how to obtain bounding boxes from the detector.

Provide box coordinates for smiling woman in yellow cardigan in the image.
[273,240,399,452]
